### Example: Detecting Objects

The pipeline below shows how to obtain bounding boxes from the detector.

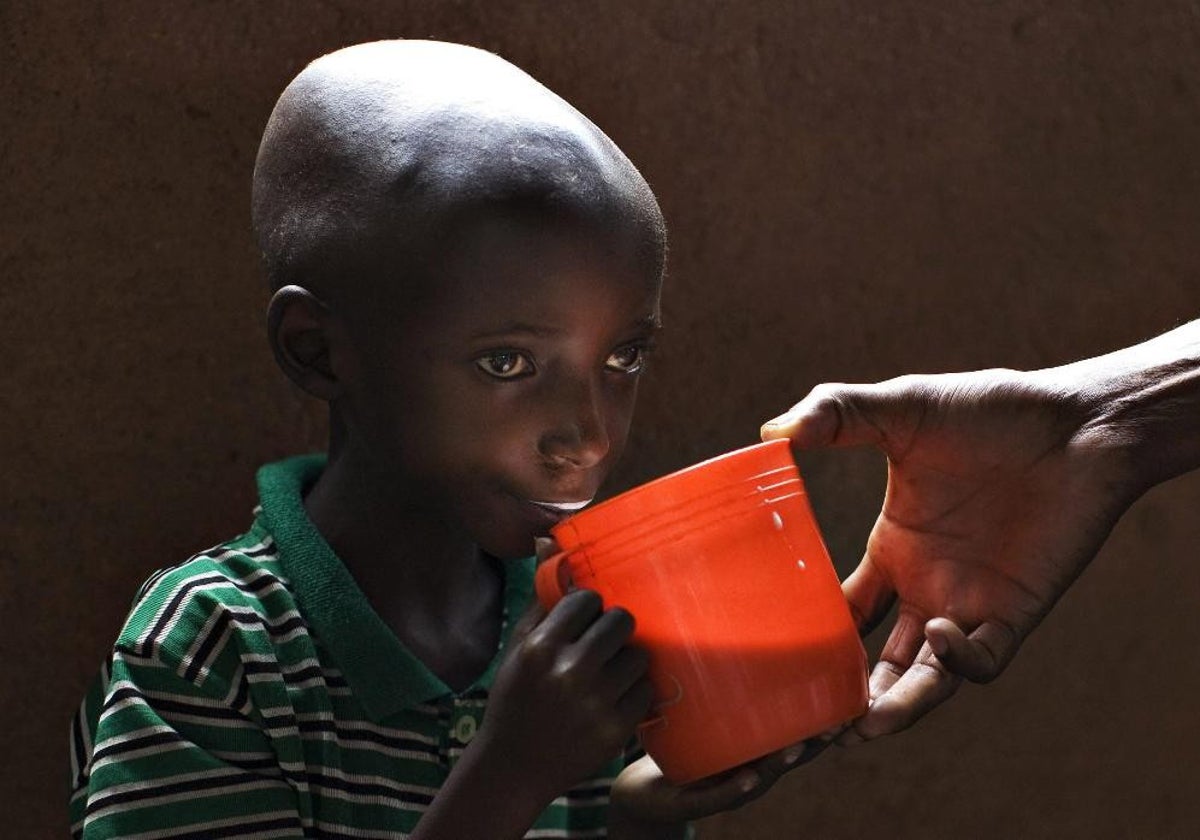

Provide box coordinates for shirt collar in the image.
[255,454,535,722]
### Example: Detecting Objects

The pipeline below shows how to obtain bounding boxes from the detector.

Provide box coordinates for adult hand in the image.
[607,740,829,839]
[760,323,1200,742]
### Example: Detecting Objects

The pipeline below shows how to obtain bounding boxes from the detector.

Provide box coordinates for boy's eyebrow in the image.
[469,322,566,341]
[470,315,662,342]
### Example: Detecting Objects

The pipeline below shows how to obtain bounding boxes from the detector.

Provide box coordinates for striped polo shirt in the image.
[70,454,636,838]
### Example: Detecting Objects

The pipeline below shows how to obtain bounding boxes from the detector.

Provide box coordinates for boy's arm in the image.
[409,590,654,840]
[70,647,301,839]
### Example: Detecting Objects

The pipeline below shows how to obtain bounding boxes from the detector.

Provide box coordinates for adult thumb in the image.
[761,381,899,452]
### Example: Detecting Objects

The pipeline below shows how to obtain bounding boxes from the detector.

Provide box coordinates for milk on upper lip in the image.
[530,499,593,512]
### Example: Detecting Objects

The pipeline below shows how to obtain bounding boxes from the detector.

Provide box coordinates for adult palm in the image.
[763,366,1145,739]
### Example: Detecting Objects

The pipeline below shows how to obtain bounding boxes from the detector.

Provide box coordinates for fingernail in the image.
[739,771,759,793]
[783,745,805,765]
[762,413,790,429]
[929,633,948,657]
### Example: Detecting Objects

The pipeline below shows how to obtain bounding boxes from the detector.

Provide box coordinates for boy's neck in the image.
[302,444,505,691]
[303,445,489,591]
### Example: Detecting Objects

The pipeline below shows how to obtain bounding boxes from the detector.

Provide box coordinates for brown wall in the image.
[4,1,1199,836]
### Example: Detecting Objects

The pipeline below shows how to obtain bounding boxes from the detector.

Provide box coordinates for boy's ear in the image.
[267,285,341,400]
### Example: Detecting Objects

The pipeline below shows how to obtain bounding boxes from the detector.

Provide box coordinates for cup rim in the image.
[550,438,795,544]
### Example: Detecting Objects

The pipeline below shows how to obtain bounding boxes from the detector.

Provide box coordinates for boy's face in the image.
[340,213,662,560]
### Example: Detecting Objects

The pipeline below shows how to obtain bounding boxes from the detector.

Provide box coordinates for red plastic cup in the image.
[535,438,868,783]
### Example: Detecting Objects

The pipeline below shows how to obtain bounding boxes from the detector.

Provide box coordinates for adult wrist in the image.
[1039,319,1200,494]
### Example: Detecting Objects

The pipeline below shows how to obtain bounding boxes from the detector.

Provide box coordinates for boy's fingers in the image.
[534,536,560,564]
[574,607,636,666]
[926,617,1020,684]
[529,589,604,646]
[509,599,548,644]
[602,645,651,695]
[615,675,655,721]
[511,539,563,644]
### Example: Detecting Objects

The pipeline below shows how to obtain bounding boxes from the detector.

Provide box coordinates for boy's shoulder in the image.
[115,518,296,675]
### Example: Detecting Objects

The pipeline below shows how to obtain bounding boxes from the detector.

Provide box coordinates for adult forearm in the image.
[1050,318,1200,492]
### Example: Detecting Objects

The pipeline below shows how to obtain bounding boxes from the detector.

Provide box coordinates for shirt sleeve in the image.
[69,569,304,840]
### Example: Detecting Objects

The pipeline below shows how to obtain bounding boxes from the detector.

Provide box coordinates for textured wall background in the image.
[3,1,1199,837]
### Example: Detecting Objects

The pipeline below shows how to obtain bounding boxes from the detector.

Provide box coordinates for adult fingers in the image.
[666,765,765,820]
[926,617,1020,684]
[840,638,963,744]
[859,619,921,729]
[747,737,828,783]
[877,606,932,670]
[841,555,897,638]
[839,607,939,744]
[760,382,893,451]
[659,738,828,819]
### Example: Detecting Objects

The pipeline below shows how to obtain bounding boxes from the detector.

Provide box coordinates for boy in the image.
[70,41,793,839]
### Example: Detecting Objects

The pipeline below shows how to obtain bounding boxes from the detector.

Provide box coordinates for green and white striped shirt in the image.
[70,454,635,838]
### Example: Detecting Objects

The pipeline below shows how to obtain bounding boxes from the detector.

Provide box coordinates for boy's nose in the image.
[538,380,611,470]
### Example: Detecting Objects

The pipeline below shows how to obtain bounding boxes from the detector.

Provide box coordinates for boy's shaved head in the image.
[252,40,665,308]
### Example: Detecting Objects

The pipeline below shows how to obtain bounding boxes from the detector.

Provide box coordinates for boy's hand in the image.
[478,582,654,806]
[608,741,826,836]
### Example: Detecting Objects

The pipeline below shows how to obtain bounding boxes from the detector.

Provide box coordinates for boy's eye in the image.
[605,345,646,374]
[476,352,534,379]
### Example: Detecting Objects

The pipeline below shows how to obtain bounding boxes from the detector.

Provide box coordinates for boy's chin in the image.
[480,537,542,562]
[476,526,550,562]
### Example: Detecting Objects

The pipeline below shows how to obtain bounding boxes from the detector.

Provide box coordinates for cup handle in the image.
[534,551,573,609]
